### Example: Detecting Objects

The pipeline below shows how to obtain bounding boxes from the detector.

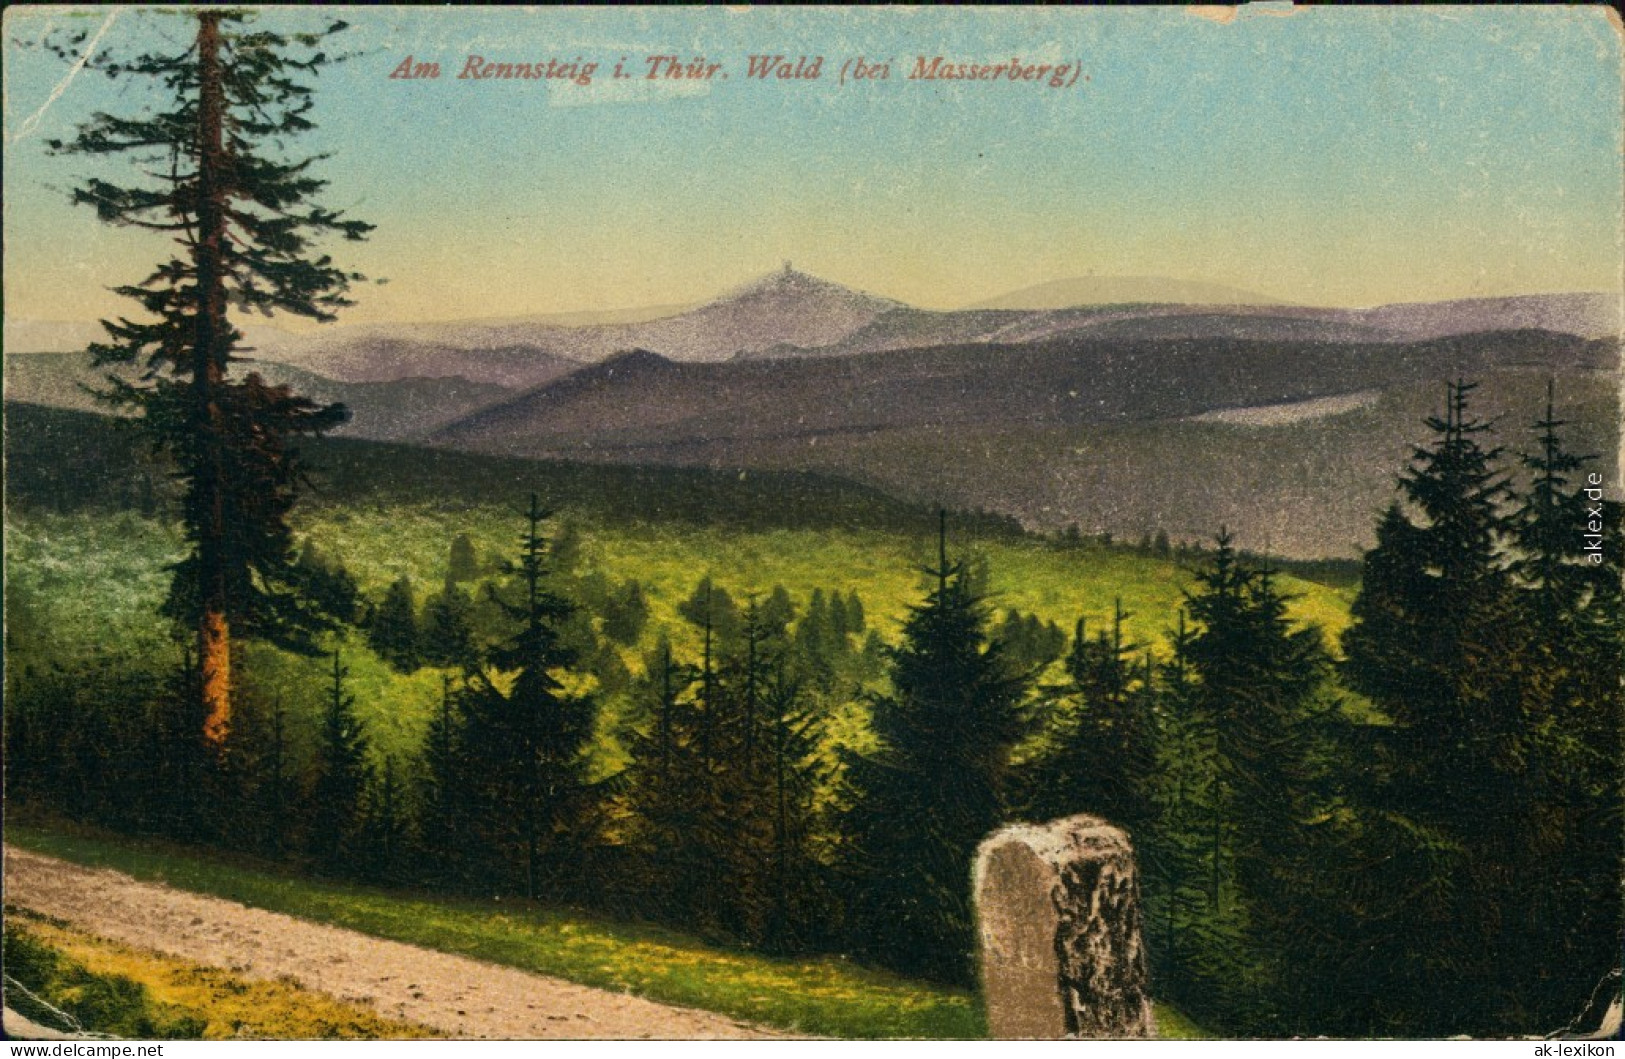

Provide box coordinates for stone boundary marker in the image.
[974,814,1155,1040]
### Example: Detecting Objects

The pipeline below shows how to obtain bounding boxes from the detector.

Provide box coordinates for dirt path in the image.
[3,846,791,1040]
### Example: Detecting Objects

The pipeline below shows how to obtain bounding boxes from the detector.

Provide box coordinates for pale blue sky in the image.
[4,5,1620,323]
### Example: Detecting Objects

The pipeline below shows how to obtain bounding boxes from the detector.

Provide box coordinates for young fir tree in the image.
[457,495,600,899]
[991,609,1063,678]
[600,579,650,645]
[361,756,409,883]
[294,543,360,626]
[706,599,781,944]
[368,576,422,672]
[1182,531,1329,1031]
[843,589,867,638]
[710,595,836,950]
[309,650,371,871]
[1143,611,1219,1009]
[1026,600,1157,836]
[420,578,478,671]
[447,533,481,584]
[622,635,717,927]
[262,693,294,855]
[793,588,842,690]
[842,513,1033,984]
[679,576,742,650]
[761,585,798,637]
[219,685,291,856]
[420,675,473,885]
[46,11,371,749]
[759,656,838,953]
[151,650,213,840]
[673,580,735,931]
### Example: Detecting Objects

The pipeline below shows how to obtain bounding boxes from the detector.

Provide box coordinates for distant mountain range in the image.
[7,269,1618,557]
[966,276,1289,310]
[2,354,514,442]
[9,269,1619,367]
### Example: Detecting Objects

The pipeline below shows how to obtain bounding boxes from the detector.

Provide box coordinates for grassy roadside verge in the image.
[6,823,981,1038]
[6,822,1206,1039]
[3,908,441,1040]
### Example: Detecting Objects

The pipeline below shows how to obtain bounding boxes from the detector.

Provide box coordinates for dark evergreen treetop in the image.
[1342,380,1520,751]
[1513,379,1597,623]
[842,513,1033,983]
[45,10,372,654]
[1027,600,1158,833]
[478,494,589,751]
[46,12,372,327]
[459,494,599,899]
[1400,379,1512,585]
[1184,531,1327,825]
[310,649,371,867]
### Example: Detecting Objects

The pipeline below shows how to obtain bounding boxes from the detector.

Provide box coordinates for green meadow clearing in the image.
[4,500,1356,771]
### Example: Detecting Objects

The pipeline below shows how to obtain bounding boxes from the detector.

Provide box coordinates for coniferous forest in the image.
[5,7,1622,1043]
[8,380,1620,1037]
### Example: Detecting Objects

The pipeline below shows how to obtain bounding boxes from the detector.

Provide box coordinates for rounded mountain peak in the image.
[717,265,902,312]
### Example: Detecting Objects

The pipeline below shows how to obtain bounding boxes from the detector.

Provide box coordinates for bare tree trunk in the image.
[194,11,232,751]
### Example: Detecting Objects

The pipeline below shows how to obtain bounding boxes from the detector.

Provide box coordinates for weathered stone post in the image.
[973,814,1154,1039]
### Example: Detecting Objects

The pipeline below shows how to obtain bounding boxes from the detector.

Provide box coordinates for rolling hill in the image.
[965,276,1288,310]
[9,269,1616,558]
[425,328,1617,557]
[2,352,517,442]
[16,271,1612,378]
[243,280,1625,368]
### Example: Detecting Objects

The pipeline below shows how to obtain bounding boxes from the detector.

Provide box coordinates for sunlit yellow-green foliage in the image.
[305,504,1351,652]
[4,503,1353,771]
[4,909,440,1040]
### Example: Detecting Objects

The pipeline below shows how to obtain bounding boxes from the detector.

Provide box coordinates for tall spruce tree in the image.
[1338,380,1537,1034]
[1507,383,1623,1028]
[706,599,782,944]
[760,660,836,952]
[47,11,372,749]
[1344,382,1516,791]
[458,495,599,899]
[842,513,1032,984]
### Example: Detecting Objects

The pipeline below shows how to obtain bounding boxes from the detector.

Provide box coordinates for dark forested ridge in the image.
[3,352,519,441]
[1,401,1012,538]
[11,320,1615,558]
[432,329,1615,449]
[422,330,1617,557]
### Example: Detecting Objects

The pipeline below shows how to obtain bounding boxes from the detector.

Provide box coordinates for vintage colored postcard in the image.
[3,4,1621,1043]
